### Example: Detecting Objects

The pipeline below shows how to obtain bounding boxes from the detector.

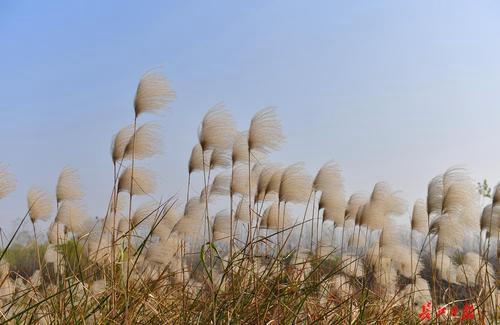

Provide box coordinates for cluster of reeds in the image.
[0,72,498,324]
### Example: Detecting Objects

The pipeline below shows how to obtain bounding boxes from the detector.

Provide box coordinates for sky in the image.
[1,1,500,234]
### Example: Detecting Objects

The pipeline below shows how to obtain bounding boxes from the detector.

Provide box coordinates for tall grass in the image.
[0,72,498,324]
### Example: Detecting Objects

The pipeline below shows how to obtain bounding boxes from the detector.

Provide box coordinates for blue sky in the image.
[1,1,500,232]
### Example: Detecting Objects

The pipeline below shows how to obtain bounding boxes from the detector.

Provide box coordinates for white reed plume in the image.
[27,187,53,222]
[235,197,251,223]
[360,183,406,229]
[172,216,203,238]
[345,193,368,222]
[188,144,210,174]
[359,201,388,230]
[0,164,16,199]
[255,164,280,202]
[429,215,468,250]
[384,244,423,278]
[319,193,346,225]
[85,234,111,265]
[198,104,237,151]
[145,232,181,266]
[56,167,84,204]
[316,161,346,227]
[209,149,231,170]
[313,160,343,194]
[131,201,159,227]
[370,182,392,202]
[111,124,134,164]
[261,201,291,230]
[134,71,175,117]
[279,163,313,204]
[248,107,285,154]
[266,167,285,195]
[213,210,231,243]
[55,201,91,235]
[118,166,156,196]
[210,171,231,197]
[481,204,500,237]
[230,163,258,197]
[427,174,443,217]
[152,206,181,239]
[441,177,480,230]
[231,131,250,164]
[184,197,206,219]
[411,199,429,234]
[171,198,205,237]
[124,122,163,160]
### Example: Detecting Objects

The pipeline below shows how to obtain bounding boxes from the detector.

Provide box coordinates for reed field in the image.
[0,72,498,324]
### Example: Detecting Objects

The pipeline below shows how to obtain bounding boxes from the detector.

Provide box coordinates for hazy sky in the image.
[1,1,500,233]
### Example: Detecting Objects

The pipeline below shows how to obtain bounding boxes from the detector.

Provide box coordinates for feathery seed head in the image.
[55,201,91,235]
[411,199,429,233]
[198,104,237,151]
[56,167,84,203]
[248,107,285,153]
[0,164,16,199]
[279,163,313,203]
[124,122,163,160]
[27,187,53,222]
[134,72,175,117]
[118,166,156,196]
[111,125,134,163]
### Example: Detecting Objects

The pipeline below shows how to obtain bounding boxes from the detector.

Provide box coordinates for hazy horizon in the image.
[2,1,500,234]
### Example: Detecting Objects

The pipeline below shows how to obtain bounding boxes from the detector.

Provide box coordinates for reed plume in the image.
[210,171,231,197]
[131,201,159,227]
[213,210,231,243]
[124,122,163,160]
[134,72,175,117]
[255,164,280,202]
[481,204,500,237]
[279,163,312,204]
[209,149,231,170]
[230,163,258,197]
[55,201,91,235]
[56,167,84,204]
[27,187,53,222]
[345,193,368,222]
[111,125,134,164]
[0,164,16,199]
[118,166,157,195]
[427,174,443,217]
[152,206,181,239]
[261,201,291,230]
[188,144,210,174]
[235,197,251,223]
[231,131,250,164]
[248,107,284,154]
[198,104,237,151]
[411,199,429,234]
